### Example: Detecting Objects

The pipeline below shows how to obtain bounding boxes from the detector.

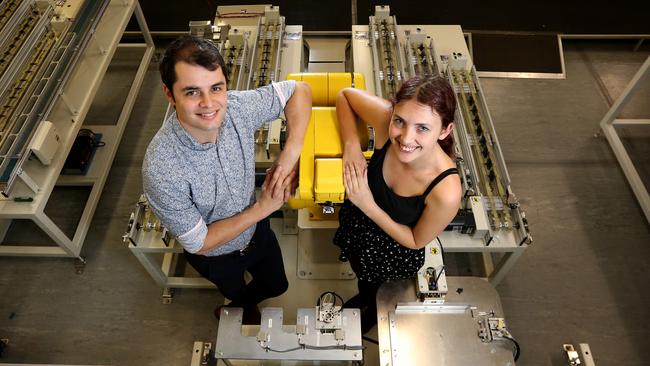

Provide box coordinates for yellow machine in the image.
[286,72,371,218]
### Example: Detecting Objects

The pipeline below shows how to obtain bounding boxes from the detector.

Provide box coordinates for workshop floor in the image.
[0,39,649,366]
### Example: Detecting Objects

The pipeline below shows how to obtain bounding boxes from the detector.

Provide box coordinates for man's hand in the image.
[267,145,300,198]
[343,164,374,213]
[259,166,295,215]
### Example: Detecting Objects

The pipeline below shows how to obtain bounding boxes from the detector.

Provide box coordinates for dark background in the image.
[131,0,650,33]
[356,0,650,34]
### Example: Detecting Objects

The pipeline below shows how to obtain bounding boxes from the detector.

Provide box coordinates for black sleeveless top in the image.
[368,140,459,227]
[333,140,459,283]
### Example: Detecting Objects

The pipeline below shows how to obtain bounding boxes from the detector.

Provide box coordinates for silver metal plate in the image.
[378,277,516,366]
[215,307,363,361]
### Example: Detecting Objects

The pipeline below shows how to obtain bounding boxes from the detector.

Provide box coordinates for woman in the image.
[333,75,462,333]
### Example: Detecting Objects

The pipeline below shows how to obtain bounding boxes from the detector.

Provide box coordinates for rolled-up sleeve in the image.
[234,80,296,130]
[142,157,207,253]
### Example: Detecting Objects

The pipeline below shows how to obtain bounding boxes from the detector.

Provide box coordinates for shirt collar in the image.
[169,111,215,151]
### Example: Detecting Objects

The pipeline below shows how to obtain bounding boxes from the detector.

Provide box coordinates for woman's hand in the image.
[343,164,374,213]
[342,145,367,176]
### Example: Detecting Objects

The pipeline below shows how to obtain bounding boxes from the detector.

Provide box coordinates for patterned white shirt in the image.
[142,80,295,256]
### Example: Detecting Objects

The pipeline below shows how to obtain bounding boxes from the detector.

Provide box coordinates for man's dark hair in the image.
[159,35,228,96]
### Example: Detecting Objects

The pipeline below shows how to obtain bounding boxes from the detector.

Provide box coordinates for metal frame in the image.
[442,240,528,286]
[0,0,154,258]
[128,239,214,291]
[598,55,650,223]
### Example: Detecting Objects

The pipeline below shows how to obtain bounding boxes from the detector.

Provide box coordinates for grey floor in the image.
[0,39,649,366]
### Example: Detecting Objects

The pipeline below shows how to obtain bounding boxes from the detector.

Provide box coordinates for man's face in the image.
[163,61,227,143]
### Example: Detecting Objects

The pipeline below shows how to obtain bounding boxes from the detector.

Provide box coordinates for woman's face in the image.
[388,99,453,164]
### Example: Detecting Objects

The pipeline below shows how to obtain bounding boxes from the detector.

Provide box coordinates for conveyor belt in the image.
[0,0,111,195]
[452,69,512,229]
[370,18,400,98]
[409,42,435,76]
[252,18,282,88]
[0,29,56,140]
[0,0,23,34]
[0,0,31,46]
[0,4,45,85]
[223,43,244,90]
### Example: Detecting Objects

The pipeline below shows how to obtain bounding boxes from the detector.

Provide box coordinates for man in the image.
[142,35,311,324]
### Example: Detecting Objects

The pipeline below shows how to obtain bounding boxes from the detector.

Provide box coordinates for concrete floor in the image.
[0,39,649,366]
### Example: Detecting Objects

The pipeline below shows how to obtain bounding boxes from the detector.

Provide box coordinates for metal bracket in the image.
[17,168,40,193]
[161,287,174,304]
[190,341,213,366]
[417,239,447,303]
[477,312,510,343]
[59,92,79,116]
[74,256,87,275]
[564,343,596,366]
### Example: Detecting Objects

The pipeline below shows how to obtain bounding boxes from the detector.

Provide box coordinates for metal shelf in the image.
[0,0,154,258]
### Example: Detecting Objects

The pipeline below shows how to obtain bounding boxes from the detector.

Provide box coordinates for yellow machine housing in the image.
[286,72,366,212]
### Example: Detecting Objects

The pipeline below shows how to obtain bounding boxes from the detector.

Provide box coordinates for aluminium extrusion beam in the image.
[598,55,650,223]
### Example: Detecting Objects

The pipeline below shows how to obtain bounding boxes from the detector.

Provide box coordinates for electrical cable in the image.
[498,336,520,361]
[434,265,446,285]
[302,344,364,351]
[316,291,345,307]
[436,237,445,256]
[261,345,303,353]
[316,291,345,323]
[259,342,365,353]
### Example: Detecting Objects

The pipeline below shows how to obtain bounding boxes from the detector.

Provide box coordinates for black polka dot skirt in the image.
[333,201,425,283]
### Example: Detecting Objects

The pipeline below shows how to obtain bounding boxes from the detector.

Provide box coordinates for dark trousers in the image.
[352,279,383,333]
[184,218,288,308]
[357,279,382,314]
